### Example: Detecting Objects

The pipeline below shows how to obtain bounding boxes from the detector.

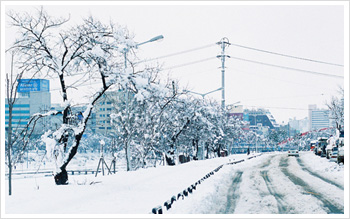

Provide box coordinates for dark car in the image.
[315,137,328,157]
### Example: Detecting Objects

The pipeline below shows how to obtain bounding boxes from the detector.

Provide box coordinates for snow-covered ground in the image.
[3,151,347,217]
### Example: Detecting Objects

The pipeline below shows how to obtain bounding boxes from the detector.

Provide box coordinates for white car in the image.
[288,149,299,157]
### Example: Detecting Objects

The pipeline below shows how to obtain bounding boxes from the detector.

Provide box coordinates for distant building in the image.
[227,105,250,130]
[308,104,331,131]
[95,90,128,134]
[50,104,96,132]
[5,79,51,136]
[244,108,279,129]
[227,105,244,120]
[243,108,279,136]
[288,117,309,134]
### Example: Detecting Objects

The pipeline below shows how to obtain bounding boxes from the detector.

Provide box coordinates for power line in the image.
[244,105,309,111]
[229,56,344,78]
[50,81,102,91]
[230,43,344,67]
[162,57,216,71]
[230,67,338,92]
[241,93,326,102]
[135,43,216,64]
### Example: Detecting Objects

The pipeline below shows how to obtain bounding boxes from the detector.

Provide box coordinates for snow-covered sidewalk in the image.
[4,153,250,215]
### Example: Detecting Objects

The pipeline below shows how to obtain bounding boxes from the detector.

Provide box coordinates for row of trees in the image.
[107,78,246,170]
[5,8,247,187]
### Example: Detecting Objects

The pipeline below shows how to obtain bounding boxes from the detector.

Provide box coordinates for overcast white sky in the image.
[3,2,348,124]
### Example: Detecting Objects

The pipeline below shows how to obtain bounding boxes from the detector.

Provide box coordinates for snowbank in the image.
[4,153,248,215]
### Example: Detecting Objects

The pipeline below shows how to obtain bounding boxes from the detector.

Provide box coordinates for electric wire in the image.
[229,43,344,67]
[161,57,217,71]
[50,81,102,91]
[228,56,344,78]
[240,93,327,102]
[135,43,216,64]
[244,105,309,111]
[229,67,338,92]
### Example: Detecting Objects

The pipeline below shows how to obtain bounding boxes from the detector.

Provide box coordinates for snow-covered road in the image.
[168,152,344,214]
[4,151,345,215]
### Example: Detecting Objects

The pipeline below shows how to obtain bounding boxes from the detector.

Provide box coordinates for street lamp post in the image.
[184,87,223,160]
[123,35,164,171]
[253,114,258,153]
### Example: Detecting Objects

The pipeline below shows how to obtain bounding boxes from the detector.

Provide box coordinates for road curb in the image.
[151,154,262,214]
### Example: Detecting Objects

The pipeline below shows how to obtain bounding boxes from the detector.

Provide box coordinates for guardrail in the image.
[151,154,262,214]
[5,169,107,177]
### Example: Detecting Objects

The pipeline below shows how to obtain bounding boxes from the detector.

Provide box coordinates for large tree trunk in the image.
[53,88,109,185]
[54,168,68,185]
[193,139,199,160]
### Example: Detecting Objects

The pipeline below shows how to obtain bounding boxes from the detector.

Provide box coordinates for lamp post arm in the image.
[185,87,222,99]
[185,90,205,98]
[203,87,223,96]
[136,35,164,48]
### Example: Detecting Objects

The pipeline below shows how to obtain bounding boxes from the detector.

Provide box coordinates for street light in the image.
[123,35,164,68]
[184,87,223,99]
[184,87,223,160]
[136,35,164,47]
[122,35,164,170]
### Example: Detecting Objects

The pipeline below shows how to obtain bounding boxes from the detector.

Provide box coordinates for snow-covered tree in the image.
[267,129,287,148]
[327,87,344,134]
[109,69,180,169]
[7,7,137,184]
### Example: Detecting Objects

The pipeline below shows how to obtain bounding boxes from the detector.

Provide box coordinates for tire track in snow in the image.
[296,157,344,190]
[260,170,288,214]
[259,154,275,168]
[279,157,344,214]
[224,171,243,213]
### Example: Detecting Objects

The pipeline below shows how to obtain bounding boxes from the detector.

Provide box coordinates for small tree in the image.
[5,51,21,196]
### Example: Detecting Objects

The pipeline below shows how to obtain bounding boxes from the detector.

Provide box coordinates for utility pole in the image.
[216,37,230,110]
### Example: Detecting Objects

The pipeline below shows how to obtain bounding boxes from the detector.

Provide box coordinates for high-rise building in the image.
[308,104,331,131]
[5,79,51,136]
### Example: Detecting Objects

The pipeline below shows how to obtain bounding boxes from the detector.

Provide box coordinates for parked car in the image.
[288,149,299,157]
[326,144,333,159]
[329,147,338,162]
[337,137,344,164]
